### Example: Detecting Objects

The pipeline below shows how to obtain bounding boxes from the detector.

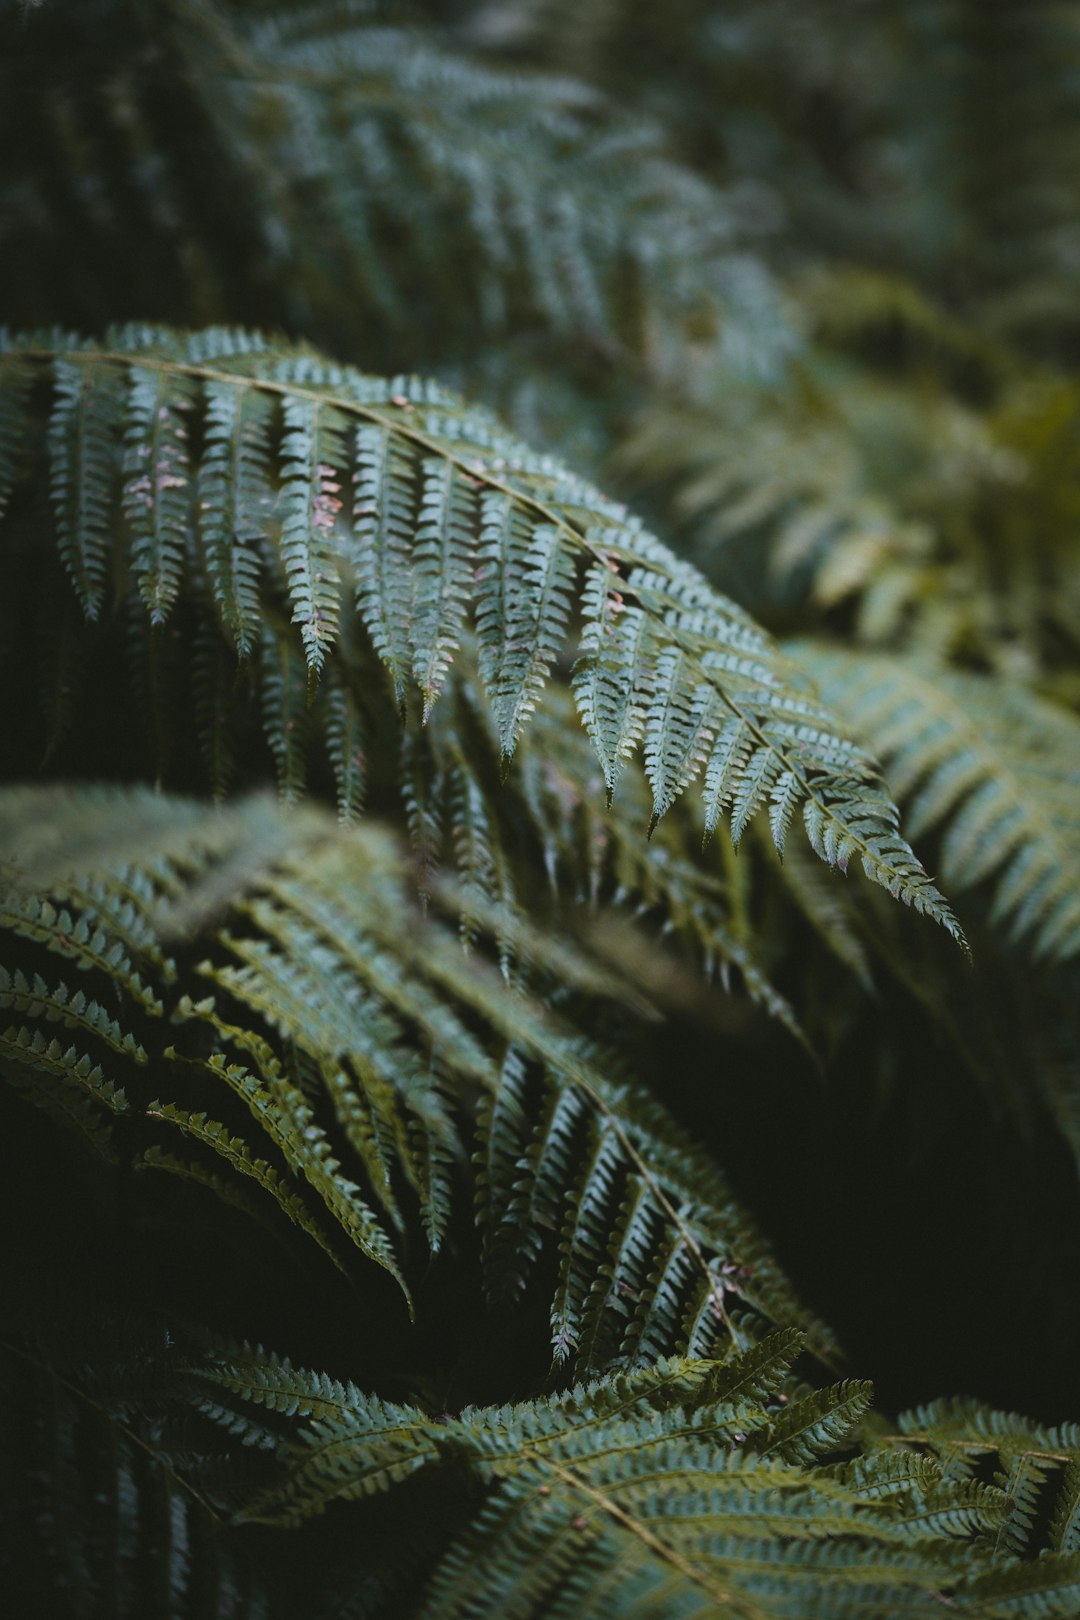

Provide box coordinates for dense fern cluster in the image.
[3,1,1080,1617]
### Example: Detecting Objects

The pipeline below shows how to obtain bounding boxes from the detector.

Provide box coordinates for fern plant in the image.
[188,1337,1005,1618]
[4,3,1080,1617]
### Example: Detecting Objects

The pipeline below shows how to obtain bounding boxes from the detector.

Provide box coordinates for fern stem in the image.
[879,1434,1078,1464]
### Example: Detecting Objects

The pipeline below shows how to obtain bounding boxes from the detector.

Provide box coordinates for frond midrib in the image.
[514,1443,758,1618]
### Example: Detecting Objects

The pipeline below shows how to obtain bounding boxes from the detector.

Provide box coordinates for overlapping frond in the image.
[620,288,1080,679]
[0,783,833,1368]
[869,1398,1080,1615]
[475,1034,838,1371]
[4,5,1080,1619]
[223,0,786,359]
[892,1399,1080,1561]
[191,1335,1011,1619]
[415,676,813,1038]
[0,327,962,942]
[795,644,1080,960]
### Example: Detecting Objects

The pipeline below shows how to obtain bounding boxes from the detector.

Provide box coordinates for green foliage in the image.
[792,645,1080,962]
[0,782,836,1363]
[4,2,1080,1617]
[191,1342,976,1619]
[0,326,963,942]
[0,0,792,383]
[622,323,1080,683]
[891,1399,1080,1560]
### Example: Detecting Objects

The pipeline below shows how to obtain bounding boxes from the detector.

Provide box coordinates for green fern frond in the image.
[195,1341,442,1526]
[169,1011,414,1303]
[795,644,1080,959]
[574,564,652,802]
[1,782,830,1371]
[123,362,198,626]
[1,328,962,941]
[412,457,478,716]
[751,1381,872,1467]
[212,2,792,362]
[473,1037,839,1370]
[279,394,347,680]
[198,377,274,660]
[959,1551,1080,1617]
[354,419,417,710]
[701,1331,805,1406]
[47,355,124,621]
[1,1023,128,1154]
[892,1398,1080,1562]
[193,1338,1005,1618]
[251,826,829,1363]
[0,890,164,1016]
[0,780,321,908]
[478,496,576,758]
[143,1097,349,1275]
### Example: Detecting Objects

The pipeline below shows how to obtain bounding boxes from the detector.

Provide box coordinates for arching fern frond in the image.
[0,782,836,1371]
[474,1034,837,1372]
[224,0,786,357]
[222,822,837,1364]
[192,1336,1008,1620]
[0,327,963,944]
[794,644,1080,960]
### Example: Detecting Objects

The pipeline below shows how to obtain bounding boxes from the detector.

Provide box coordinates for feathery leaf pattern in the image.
[0,329,962,942]
[796,643,1080,959]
